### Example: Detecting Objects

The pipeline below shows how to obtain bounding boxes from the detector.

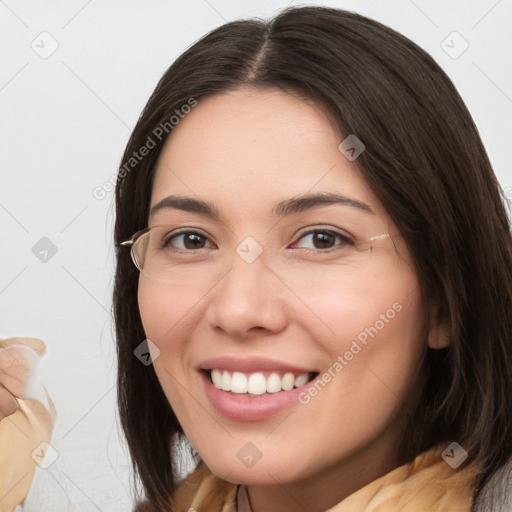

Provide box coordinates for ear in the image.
[427,311,450,349]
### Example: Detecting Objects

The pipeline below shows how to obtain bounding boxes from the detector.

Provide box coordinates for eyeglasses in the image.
[120,225,400,284]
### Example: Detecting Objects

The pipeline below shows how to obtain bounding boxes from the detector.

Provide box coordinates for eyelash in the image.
[162,228,354,253]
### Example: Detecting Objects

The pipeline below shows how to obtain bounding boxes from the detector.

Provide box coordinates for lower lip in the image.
[200,371,311,421]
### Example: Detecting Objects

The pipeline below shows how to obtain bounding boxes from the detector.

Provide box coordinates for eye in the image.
[291,229,354,251]
[163,230,215,251]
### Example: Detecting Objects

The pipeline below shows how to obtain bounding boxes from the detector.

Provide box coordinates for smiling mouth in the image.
[205,369,318,396]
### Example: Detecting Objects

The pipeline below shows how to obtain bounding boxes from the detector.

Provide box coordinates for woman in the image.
[113,6,512,511]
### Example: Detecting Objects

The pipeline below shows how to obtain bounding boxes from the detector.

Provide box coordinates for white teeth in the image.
[294,373,309,387]
[211,369,222,388]
[266,372,282,393]
[221,371,231,391]
[248,373,267,395]
[210,369,312,395]
[281,372,295,391]
[231,372,247,393]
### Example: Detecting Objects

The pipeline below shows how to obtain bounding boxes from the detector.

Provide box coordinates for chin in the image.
[200,451,309,486]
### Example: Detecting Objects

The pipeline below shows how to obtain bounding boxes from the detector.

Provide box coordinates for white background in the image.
[1,0,511,510]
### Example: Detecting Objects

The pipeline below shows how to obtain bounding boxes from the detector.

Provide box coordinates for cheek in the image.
[137,277,204,345]
[298,266,426,409]
[293,264,423,349]
[137,278,201,416]
[289,276,425,465]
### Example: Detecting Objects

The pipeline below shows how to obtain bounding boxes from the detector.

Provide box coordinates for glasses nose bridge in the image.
[234,234,267,264]
[217,239,279,291]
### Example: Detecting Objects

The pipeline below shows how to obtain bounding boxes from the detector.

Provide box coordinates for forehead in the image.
[150,87,387,222]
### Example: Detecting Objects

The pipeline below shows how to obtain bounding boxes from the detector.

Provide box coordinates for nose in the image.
[207,247,288,339]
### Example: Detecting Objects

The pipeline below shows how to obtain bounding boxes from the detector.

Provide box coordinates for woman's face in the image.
[138,88,435,488]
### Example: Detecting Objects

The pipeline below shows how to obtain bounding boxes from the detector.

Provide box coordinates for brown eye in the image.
[312,232,336,249]
[292,229,353,251]
[164,231,213,250]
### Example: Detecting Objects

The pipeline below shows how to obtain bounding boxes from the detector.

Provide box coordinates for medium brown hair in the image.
[114,6,512,509]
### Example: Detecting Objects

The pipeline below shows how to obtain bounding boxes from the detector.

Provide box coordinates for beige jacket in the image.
[170,445,480,512]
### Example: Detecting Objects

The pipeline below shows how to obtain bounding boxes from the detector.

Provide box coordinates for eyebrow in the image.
[150,192,374,220]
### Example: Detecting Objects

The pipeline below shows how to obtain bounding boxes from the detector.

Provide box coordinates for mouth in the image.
[204,369,319,397]
[198,357,321,420]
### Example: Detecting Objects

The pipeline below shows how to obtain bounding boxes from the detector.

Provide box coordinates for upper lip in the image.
[199,357,317,374]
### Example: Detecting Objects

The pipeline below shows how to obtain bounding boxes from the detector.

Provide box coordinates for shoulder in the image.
[474,457,512,512]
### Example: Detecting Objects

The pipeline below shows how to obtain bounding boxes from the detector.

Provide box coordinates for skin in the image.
[138,87,448,512]
[0,338,45,419]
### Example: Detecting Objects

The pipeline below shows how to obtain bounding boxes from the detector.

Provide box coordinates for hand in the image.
[0,337,46,420]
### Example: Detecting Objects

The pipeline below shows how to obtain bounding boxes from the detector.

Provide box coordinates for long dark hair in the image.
[113,6,512,509]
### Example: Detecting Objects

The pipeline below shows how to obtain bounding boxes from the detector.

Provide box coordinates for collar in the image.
[236,483,253,512]
[176,444,480,512]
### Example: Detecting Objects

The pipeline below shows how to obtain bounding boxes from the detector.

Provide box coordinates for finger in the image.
[0,345,39,398]
[0,337,46,356]
[0,384,18,419]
